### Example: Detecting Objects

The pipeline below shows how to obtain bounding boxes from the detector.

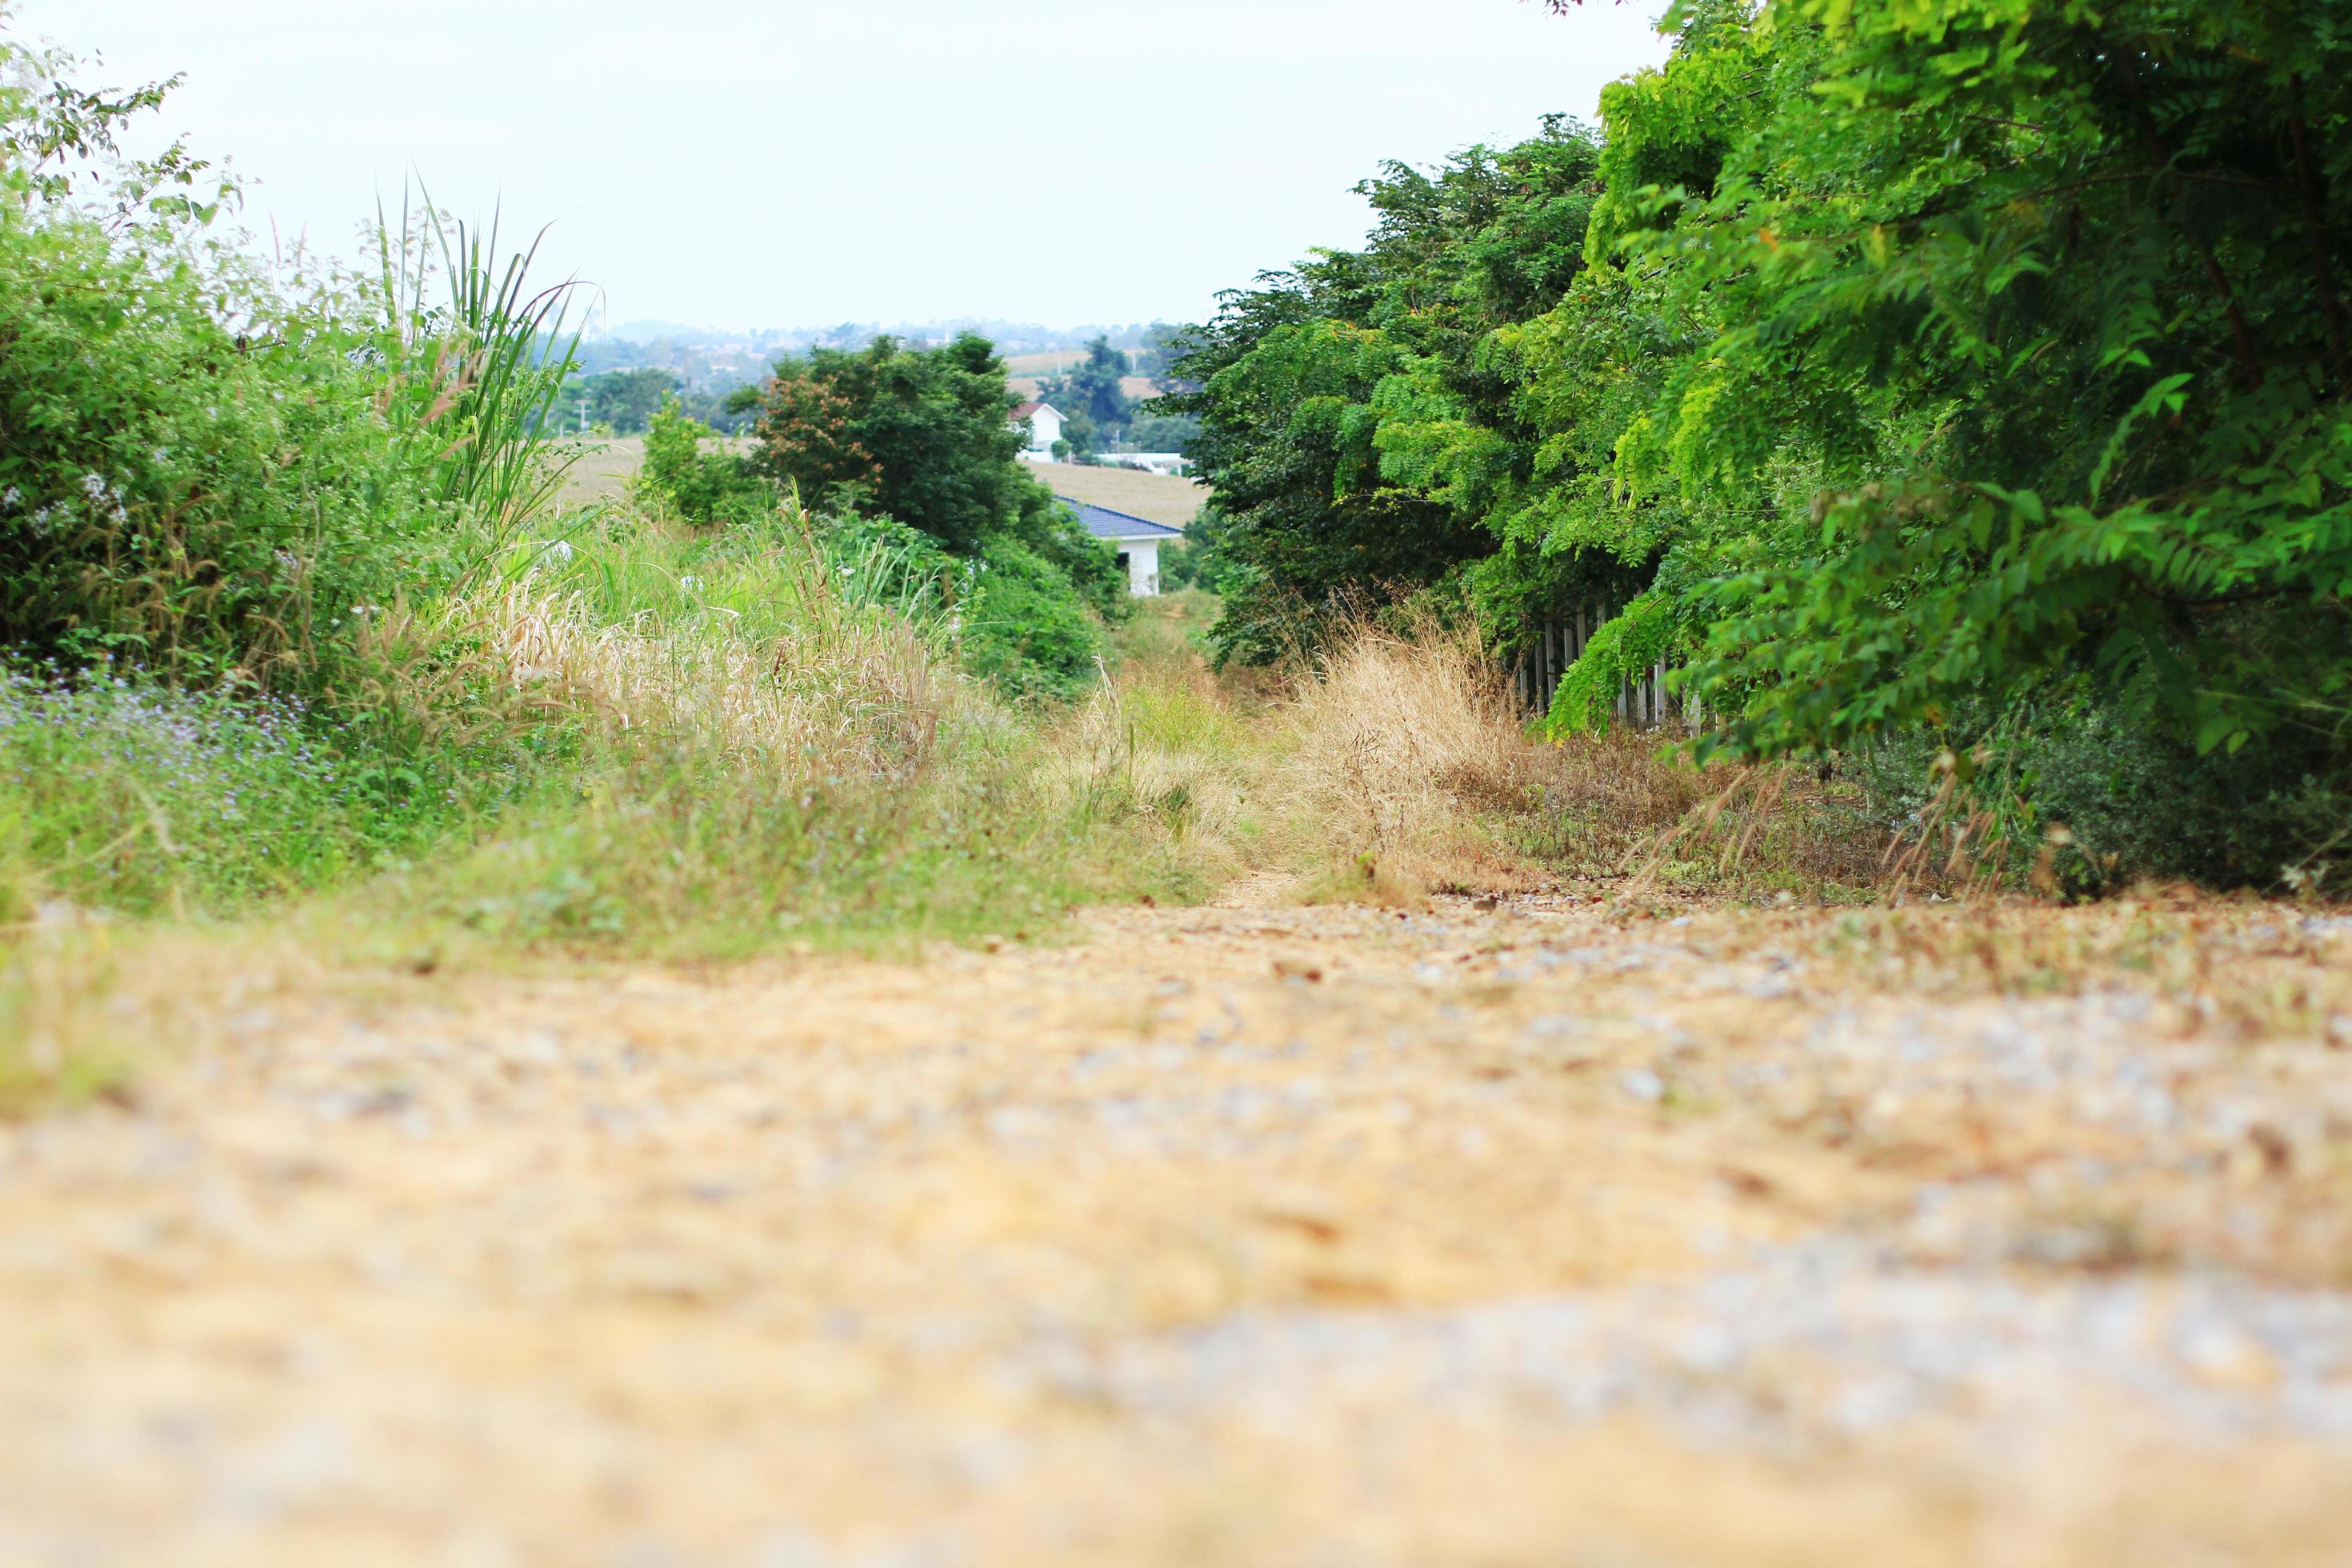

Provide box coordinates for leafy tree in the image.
[747,332,1127,695]
[1502,0,2351,884]
[1610,0,2352,779]
[752,333,1053,552]
[1121,409,1202,455]
[1038,336,1134,446]
[1168,118,1606,663]
[1176,0,2352,883]
[1131,322,1192,386]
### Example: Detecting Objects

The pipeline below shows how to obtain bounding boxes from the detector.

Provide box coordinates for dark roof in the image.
[1057,498,1184,540]
[1010,400,1053,418]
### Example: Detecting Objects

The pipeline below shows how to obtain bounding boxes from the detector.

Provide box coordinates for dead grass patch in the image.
[1269,617,1893,904]
[1275,622,1543,902]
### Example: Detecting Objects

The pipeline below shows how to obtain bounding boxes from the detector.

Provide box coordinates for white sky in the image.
[15,0,1671,333]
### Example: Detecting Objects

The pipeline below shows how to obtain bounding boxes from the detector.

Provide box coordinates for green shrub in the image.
[636,397,772,526]
[0,664,526,917]
[0,200,426,685]
[1856,683,2352,894]
[962,538,1109,701]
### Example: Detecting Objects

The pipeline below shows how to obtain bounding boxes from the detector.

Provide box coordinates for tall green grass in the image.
[374,189,587,554]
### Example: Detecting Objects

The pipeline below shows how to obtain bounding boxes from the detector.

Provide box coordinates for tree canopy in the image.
[746,332,1127,696]
[752,332,1052,554]
[1173,0,2352,884]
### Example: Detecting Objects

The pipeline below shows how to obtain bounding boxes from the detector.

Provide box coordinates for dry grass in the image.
[1262,616,1898,905]
[1050,594,1262,896]
[553,435,755,507]
[1274,623,1550,902]
[467,580,944,782]
[1578,887,2352,1049]
[354,515,953,789]
[1806,890,2352,1030]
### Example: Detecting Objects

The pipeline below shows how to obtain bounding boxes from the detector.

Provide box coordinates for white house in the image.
[1011,400,1064,462]
[1059,497,1183,597]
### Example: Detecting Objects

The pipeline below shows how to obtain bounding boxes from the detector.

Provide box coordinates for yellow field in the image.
[1000,350,1086,377]
[1032,462,1205,528]
[1008,374,1160,401]
[555,436,646,504]
[554,436,753,507]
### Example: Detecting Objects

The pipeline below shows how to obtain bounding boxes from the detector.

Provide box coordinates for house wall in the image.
[1027,408,1062,456]
[1118,538,1160,598]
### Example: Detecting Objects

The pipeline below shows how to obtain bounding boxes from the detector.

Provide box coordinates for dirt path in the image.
[5,893,2351,1565]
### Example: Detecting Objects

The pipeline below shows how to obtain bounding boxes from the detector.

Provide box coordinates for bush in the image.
[635,398,772,526]
[961,538,1108,701]
[1854,684,2352,894]
[0,201,424,686]
[362,515,1180,957]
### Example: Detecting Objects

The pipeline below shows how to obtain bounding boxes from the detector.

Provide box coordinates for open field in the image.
[1002,354,1159,403]
[554,435,646,505]
[1000,353,1157,386]
[5,887,2351,1563]
[1009,372,1161,402]
[1031,462,1205,527]
[554,436,754,507]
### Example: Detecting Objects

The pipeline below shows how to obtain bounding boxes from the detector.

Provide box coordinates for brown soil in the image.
[4,890,2350,1565]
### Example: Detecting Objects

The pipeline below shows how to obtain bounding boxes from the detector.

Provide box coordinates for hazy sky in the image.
[18,1,1672,332]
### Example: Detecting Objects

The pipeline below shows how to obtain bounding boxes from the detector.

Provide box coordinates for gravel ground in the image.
[2,894,2348,1565]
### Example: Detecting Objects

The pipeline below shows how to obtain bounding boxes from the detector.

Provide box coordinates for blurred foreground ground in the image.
[4,888,2351,1565]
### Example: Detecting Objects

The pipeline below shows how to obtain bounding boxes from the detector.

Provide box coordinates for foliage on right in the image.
[1178,0,2352,887]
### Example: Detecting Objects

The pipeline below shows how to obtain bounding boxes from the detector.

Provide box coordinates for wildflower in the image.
[0,487,19,509]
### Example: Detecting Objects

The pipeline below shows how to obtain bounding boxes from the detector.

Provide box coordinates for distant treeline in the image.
[569,325,1204,449]
[561,367,751,436]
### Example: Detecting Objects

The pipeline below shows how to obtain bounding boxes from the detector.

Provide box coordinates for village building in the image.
[1010,400,1064,462]
[1059,498,1182,598]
